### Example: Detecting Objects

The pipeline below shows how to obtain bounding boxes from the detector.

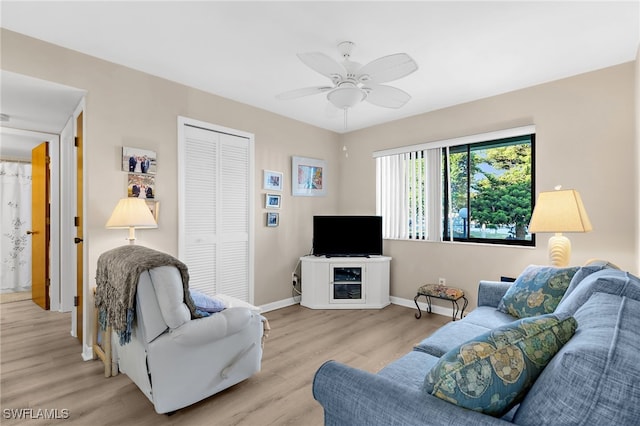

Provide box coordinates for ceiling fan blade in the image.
[365,84,412,109]
[277,86,333,100]
[297,52,346,80]
[358,53,418,84]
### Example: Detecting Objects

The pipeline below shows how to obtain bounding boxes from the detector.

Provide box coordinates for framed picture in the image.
[263,170,283,191]
[145,200,159,223]
[127,173,155,199]
[292,156,326,197]
[265,193,281,209]
[266,212,279,227]
[122,146,157,175]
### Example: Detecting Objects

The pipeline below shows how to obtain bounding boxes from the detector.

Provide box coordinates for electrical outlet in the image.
[292,273,299,287]
[438,277,446,285]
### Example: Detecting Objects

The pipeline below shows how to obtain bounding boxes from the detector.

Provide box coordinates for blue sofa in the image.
[313,266,640,425]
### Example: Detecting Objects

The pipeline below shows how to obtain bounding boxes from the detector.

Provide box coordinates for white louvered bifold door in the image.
[180,123,251,301]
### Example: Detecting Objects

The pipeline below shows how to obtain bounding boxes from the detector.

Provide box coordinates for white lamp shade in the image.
[106,198,157,229]
[528,189,592,233]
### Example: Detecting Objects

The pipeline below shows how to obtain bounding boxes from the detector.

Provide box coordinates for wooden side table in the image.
[92,288,116,377]
[414,283,468,321]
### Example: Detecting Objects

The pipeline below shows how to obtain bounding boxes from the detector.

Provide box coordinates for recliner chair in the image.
[114,265,263,414]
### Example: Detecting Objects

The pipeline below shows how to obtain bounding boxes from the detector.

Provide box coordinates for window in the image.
[375,126,535,246]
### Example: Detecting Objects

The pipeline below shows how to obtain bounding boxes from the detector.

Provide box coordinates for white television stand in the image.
[300,255,391,309]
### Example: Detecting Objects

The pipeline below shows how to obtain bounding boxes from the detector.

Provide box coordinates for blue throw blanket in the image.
[95,245,201,344]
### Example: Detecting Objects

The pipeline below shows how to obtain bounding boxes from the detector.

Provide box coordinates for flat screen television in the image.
[313,215,383,257]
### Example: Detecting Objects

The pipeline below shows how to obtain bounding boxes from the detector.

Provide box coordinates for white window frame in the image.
[374,125,535,245]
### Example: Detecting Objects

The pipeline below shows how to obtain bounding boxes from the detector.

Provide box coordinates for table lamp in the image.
[106,198,157,244]
[528,187,592,267]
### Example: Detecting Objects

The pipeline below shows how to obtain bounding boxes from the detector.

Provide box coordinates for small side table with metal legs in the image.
[414,283,468,321]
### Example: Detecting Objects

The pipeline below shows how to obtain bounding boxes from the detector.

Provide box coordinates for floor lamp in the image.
[528,188,592,267]
[106,198,157,244]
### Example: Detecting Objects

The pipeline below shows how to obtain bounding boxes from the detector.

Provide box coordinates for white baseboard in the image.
[258,295,459,319]
[81,343,93,361]
[390,296,457,319]
[259,297,299,313]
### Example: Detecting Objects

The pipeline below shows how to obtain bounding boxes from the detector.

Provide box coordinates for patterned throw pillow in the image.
[497,265,579,318]
[423,313,577,417]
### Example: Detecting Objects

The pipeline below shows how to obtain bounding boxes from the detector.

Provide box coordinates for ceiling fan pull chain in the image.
[343,108,347,131]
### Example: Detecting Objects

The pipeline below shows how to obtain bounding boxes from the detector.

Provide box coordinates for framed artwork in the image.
[265,193,281,209]
[266,212,279,227]
[122,146,157,175]
[292,156,326,197]
[263,170,283,191]
[145,200,159,223]
[127,173,155,199]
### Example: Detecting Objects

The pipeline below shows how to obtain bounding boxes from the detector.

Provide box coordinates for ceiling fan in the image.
[277,41,419,111]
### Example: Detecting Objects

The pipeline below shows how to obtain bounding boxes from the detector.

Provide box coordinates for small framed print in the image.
[263,170,283,191]
[266,212,279,227]
[145,200,159,223]
[265,193,281,209]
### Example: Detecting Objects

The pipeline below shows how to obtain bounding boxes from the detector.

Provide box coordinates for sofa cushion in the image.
[423,313,577,417]
[513,293,640,425]
[149,266,191,329]
[554,268,640,315]
[414,320,491,357]
[558,263,614,305]
[378,350,440,391]
[497,265,578,318]
[461,306,518,330]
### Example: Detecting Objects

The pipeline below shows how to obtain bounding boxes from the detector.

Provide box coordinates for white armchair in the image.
[114,265,263,414]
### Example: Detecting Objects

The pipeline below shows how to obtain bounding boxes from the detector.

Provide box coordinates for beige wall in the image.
[338,62,638,309]
[2,29,638,317]
[0,29,340,309]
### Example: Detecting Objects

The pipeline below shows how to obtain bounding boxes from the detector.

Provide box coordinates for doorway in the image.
[0,128,59,308]
[0,71,85,340]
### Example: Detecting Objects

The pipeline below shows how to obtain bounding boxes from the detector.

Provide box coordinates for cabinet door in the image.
[330,264,365,303]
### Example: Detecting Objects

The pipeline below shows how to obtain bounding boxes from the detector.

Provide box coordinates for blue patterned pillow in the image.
[497,265,579,318]
[423,313,577,417]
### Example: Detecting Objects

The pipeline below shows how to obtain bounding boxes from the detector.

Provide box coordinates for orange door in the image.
[75,112,84,343]
[31,142,50,310]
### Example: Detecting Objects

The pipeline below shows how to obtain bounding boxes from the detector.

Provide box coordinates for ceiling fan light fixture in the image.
[327,87,366,109]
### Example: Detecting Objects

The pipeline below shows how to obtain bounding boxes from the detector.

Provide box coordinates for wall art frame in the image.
[263,170,283,191]
[145,200,160,223]
[266,212,279,227]
[122,146,157,175]
[265,193,281,209]
[292,156,326,197]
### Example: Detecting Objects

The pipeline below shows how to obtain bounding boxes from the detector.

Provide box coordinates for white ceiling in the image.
[0,1,639,137]
[0,71,85,158]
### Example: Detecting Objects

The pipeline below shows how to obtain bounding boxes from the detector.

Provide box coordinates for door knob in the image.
[74,237,83,244]
[26,230,37,235]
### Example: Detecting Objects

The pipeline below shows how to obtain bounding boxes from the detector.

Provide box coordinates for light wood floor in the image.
[0,300,448,426]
